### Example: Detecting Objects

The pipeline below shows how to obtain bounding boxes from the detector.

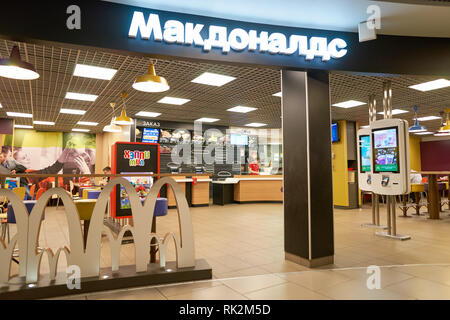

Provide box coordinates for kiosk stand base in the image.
[361,223,388,229]
[375,231,411,241]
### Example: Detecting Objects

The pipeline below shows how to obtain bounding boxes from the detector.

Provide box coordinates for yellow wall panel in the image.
[332,120,349,207]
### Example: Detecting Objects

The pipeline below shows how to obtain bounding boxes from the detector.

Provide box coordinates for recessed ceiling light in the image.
[414,131,433,135]
[157,97,190,105]
[377,109,408,115]
[65,92,98,102]
[245,123,267,127]
[191,72,236,87]
[417,116,441,121]
[408,79,450,92]
[7,112,33,118]
[72,128,90,132]
[332,100,366,108]
[60,108,86,115]
[0,103,2,108]
[135,111,161,118]
[227,106,257,113]
[272,92,282,97]
[77,121,98,126]
[360,125,370,128]
[14,124,33,129]
[73,64,118,80]
[195,118,220,123]
[33,121,54,126]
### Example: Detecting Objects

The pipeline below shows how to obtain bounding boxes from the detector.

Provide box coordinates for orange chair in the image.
[35,188,46,200]
[29,184,36,200]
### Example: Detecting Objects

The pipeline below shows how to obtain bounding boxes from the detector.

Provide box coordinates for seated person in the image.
[410,170,423,202]
[99,166,112,186]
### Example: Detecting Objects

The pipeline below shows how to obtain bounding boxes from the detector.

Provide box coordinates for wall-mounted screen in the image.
[372,127,400,173]
[359,135,371,173]
[331,122,339,143]
[230,133,248,146]
[142,128,159,143]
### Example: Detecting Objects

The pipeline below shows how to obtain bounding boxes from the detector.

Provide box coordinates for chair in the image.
[35,188,46,200]
[29,184,36,200]
[74,199,97,249]
[1,200,40,243]
[87,190,101,200]
[12,187,26,201]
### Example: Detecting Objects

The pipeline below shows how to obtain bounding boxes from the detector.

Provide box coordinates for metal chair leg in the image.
[6,223,10,243]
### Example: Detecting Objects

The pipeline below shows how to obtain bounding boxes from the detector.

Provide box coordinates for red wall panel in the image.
[420,140,450,171]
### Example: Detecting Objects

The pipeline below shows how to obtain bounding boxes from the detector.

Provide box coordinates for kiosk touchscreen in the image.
[357,128,372,191]
[370,119,410,195]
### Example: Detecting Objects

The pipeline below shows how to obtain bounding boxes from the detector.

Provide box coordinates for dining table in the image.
[417,171,450,220]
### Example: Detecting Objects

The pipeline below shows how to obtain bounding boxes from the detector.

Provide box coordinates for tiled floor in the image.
[7,200,450,299]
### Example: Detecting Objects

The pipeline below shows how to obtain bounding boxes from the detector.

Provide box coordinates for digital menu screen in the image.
[331,123,339,142]
[372,127,400,173]
[359,135,371,173]
[142,128,159,143]
[230,133,248,146]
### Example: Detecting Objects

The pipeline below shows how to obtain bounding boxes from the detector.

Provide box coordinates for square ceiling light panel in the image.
[245,123,267,127]
[65,92,98,102]
[14,124,33,129]
[227,106,258,113]
[73,64,118,80]
[191,72,236,86]
[414,131,433,135]
[135,111,161,118]
[72,128,90,132]
[157,97,191,105]
[195,118,220,123]
[33,121,55,125]
[408,79,450,92]
[77,121,98,126]
[332,100,367,108]
[417,116,441,121]
[60,108,86,115]
[377,109,408,115]
[6,112,32,118]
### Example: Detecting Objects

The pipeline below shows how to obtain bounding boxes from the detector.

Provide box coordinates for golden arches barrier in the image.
[0,176,197,285]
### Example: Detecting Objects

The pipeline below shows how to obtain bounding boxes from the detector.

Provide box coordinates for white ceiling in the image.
[105,0,450,38]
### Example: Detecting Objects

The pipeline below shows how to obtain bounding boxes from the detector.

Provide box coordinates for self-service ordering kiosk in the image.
[357,128,372,192]
[358,119,410,196]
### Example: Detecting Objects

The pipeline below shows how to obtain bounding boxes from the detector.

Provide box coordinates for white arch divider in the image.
[0,176,196,284]
[0,189,29,280]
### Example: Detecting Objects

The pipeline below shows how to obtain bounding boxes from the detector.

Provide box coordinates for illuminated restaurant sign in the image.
[128,11,348,62]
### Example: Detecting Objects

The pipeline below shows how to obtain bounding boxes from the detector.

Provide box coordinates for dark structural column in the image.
[282,70,334,267]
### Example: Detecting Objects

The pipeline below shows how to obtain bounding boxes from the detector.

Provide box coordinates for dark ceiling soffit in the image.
[0,0,449,76]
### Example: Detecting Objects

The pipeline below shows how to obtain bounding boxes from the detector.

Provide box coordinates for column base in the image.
[285,252,334,268]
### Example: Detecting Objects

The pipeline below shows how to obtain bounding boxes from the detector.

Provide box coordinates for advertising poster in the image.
[2,129,96,189]
[373,128,399,173]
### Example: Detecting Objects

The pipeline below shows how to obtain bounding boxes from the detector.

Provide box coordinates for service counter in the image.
[190,176,212,206]
[162,174,284,207]
[164,176,212,208]
[212,175,283,205]
[233,175,283,203]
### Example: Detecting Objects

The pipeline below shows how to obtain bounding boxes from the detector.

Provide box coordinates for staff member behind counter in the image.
[248,151,260,175]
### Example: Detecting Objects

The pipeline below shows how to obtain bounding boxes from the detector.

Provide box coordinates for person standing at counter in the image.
[248,152,260,175]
